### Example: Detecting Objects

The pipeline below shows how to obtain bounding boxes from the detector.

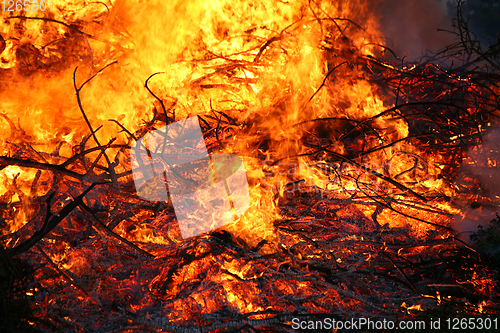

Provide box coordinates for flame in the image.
[0,0,458,244]
[1,0,391,245]
[1,0,498,328]
[0,0,465,268]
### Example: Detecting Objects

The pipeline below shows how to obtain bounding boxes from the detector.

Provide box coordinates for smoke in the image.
[453,127,500,242]
[462,0,500,47]
[373,0,455,60]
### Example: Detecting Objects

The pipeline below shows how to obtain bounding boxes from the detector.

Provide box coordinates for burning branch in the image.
[8,182,107,257]
[0,156,85,181]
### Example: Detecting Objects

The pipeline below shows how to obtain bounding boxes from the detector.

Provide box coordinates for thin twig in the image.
[6,16,93,37]
[73,62,118,185]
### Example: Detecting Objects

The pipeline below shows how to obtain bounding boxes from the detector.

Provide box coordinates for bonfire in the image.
[1,0,499,332]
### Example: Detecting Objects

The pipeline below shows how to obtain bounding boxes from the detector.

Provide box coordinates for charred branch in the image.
[8,182,107,257]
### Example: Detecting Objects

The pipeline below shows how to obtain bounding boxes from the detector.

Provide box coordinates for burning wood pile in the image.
[1,0,499,331]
